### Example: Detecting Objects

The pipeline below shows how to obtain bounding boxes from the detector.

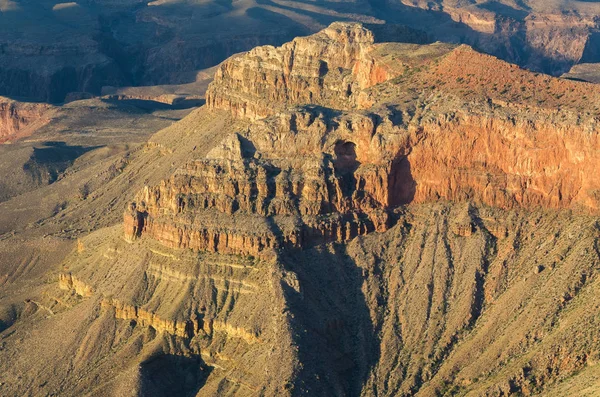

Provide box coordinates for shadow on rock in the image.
[279,243,378,396]
[23,141,102,185]
[388,151,416,207]
[139,354,212,397]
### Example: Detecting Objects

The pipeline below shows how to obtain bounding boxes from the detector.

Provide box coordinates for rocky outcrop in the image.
[124,112,402,255]
[0,98,51,142]
[58,273,94,297]
[209,24,600,213]
[103,298,200,339]
[116,25,600,395]
[7,21,600,397]
[206,22,404,120]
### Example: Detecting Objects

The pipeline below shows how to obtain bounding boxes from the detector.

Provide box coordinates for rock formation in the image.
[124,21,600,279]
[2,21,600,397]
[58,273,94,297]
[123,116,398,256]
[178,23,600,259]
[206,23,380,120]
[393,0,600,75]
[0,97,52,142]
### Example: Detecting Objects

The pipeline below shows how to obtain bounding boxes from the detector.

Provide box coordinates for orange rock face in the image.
[0,98,51,142]
[407,115,600,212]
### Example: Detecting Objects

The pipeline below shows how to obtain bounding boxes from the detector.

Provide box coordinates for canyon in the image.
[0,16,600,397]
[4,0,600,103]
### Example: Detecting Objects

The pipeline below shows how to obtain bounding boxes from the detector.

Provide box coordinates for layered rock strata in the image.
[124,113,403,255]
[397,0,600,75]
[207,23,600,214]
[126,23,600,261]
[205,23,406,120]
